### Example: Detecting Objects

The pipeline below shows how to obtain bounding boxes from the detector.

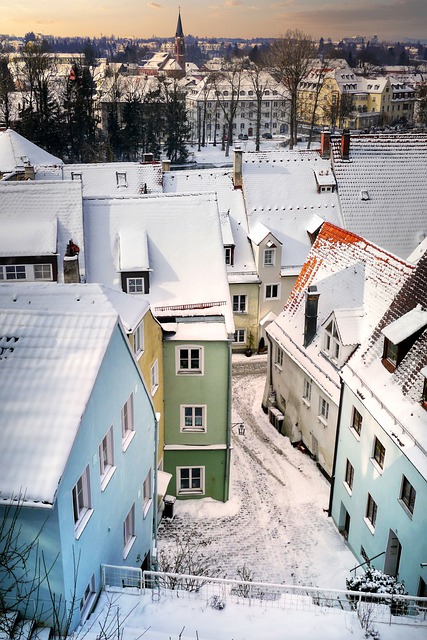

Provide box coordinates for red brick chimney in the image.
[320,130,331,158]
[341,129,350,160]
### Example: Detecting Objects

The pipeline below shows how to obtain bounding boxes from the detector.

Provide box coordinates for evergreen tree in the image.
[161,78,189,164]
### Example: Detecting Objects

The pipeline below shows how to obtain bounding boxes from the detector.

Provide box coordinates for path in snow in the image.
[158,354,356,590]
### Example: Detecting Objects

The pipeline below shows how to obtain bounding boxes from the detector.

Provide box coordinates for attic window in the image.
[422,367,427,410]
[381,307,427,373]
[323,319,340,363]
[360,190,370,201]
[71,172,82,181]
[116,172,128,188]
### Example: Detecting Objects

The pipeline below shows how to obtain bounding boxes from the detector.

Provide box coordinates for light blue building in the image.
[330,254,427,597]
[0,299,157,632]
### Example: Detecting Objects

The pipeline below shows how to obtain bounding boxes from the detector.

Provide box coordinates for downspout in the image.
[328,376,344,517]
[223,339,233,502]
[152,411,161,571]
[263,332,274,412]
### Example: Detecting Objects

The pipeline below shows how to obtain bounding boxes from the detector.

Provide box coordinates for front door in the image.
[384,529,402,577]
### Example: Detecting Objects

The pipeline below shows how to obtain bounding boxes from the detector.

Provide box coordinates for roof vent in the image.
[360,190,370,201]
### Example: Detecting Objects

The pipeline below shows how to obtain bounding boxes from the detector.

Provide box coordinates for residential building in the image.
[263,222,414,478]
[330,253,427,596]
[0,290,157,632]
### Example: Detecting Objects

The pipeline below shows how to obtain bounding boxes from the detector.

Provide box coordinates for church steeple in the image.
[174,8,186,75]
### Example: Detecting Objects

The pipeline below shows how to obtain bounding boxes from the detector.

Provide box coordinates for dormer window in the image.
[225,246,234,266]
[324,319,340,362]
[116,172,128,188]
[383,337,398,369]
[264,243,276,267]
[381,307,427,373]
[422,367,427,410]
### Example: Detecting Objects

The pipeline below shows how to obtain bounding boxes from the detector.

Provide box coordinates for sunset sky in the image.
[2,0,426,42]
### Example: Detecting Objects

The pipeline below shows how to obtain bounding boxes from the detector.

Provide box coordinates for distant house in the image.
[0,289,157,632]
[330,253,427,596]
[0,128,63,180]
[263,222,414,478]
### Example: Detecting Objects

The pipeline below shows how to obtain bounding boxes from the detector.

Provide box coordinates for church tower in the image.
[174,9,186,74]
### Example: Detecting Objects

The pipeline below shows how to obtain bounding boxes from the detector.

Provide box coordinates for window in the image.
[123,504,136,558]
[383,337,398,368]
[344,459,354,491]
[177,467,205,495]
[150,359,159,395]
[351,407,362,436]
[303,378,312,402]
[71,172,82,181]
[116,171,128,187]
[99,427,114,488]
[5,265,26,280]
[400,476,416,515]
[365,494,377,529]
[233,294,247,313]
[225,246,234,266]
[133,320,144,356]
[121,393,134,447]
[318,397,329,422]
[372,436,385,470]
[34,264,53,280]
[127,278,145,294]
[176,346,203,374]
[265,284,279,300]
[323,319,340,361]
[80,574,95,616]
[275,346,284,368]
[264,248,276,266]
[234,329,246,343]
[423,378,427,410]
[143,470,152,517]
[72,466,92,536]
[181,405,206,432]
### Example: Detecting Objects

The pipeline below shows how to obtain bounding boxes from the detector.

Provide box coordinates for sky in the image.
[1,0,427,42]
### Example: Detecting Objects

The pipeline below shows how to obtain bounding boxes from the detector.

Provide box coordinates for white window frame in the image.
[116,171,128,188]
[127,277,145,294]
[323,318,340,363]
[34,264,53,281]
[225,247,233,266]
[123,503,136,559]
[275,346,284,368]
[121,393,135,450]
[99,426,115,490]
[318,396,329,425]
[143,470,152,518]
[72,465,93,538]
[180,405,207,433]
[150,359,159,396]
[365,493,377,531]
[133,320,144,357]
[232,294,247,314]
[177,466,205,495]
[265,283,280,300]
[344,459,354,494]
[302,378,312,405]
[263,247,276,267]
[233,329,246,344]
[176,346,204,375]
[79,573,96,622]
[0,263,54,282]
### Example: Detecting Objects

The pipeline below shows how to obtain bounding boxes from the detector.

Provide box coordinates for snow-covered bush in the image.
[208,595,226,610]
[346,568,408,616]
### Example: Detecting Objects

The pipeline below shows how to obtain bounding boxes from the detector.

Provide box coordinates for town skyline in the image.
[2,0,426,43]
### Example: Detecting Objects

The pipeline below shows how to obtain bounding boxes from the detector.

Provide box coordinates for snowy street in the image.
[158,354,356,590]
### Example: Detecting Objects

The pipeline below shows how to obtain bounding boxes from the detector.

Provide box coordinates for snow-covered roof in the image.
[62,162,163,197]
[267,223,414,403]
[0,180,85,282]
[330,133,427,260]
[242,150,343,272]
[382,306,427,345]
[163,169,258,284]
[343,252,427,479]
[120,229,150,271]
[0,306,118,506]
[0,129,63,174]
[84,192,234,334]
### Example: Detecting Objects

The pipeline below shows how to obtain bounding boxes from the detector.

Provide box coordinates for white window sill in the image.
[178,489,204,496]
[364,517,376,535]
[122,430,136,452]
[143,498,153,519]
[123,535,136,560]
[274,363,283,371]
[74,508,94,540]
[135,350,144,361]
[302,397,311,408]
[234,311,247,315]
[397,499,413,520]
[343,482,353,497]
[317,414,328,427]
[181,427,206,433]
[80,592,97,625]
[370,458,384,475]
[151,384,159,397]
[100,466,117,492]
[349,427,361,441]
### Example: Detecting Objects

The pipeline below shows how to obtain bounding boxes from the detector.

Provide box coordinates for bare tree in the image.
[0,56,15,128]
[245,60,272,151]
[268,30,316,148]
[210,60,245,156]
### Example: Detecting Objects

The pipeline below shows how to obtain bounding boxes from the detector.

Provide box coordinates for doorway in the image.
[384,529,402,577]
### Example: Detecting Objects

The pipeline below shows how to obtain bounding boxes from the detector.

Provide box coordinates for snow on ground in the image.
[183,135,293,166]
[158,354,354,589]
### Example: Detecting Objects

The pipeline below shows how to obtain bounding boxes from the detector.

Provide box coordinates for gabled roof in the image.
[62,162,163,197]
[242,150,343,273]
[330,133,427,260]
[0,305,118,506]
[268,223,414,401]
[0,129,63,174]
[343,252,427,478]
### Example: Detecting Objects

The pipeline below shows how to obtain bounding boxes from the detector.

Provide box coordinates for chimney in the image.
[303,285,320,347]
[162,160,171,172]
[341,129,350,160]
[63,239,80,284]
[233,147,243,189]
[320,130,330,158]
[24,164,35,180]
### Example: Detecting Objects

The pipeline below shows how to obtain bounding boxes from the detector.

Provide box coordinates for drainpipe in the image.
[152,411,161,571]
[263,332,274,411]
[223,339,233,502]
[328,377,344,517]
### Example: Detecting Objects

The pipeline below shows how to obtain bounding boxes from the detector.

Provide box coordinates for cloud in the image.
[147,2,163,9]
[224,0,243,6]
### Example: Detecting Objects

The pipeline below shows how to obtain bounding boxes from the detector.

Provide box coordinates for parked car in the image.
[262,133,272,139]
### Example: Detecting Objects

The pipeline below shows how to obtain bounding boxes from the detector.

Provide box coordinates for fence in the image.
[100,566,427,628]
